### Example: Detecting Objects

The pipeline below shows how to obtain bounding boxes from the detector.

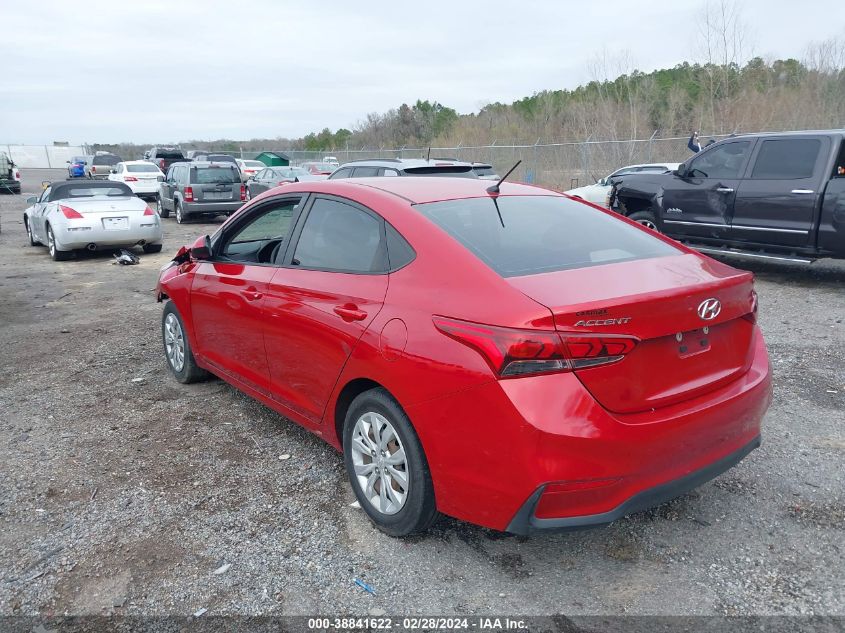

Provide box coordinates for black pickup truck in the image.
[608,130,845,262]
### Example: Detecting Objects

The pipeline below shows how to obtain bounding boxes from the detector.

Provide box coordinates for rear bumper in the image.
[183,201,243,215]
[506,434,761,535]
[406,327,772,533]
[54,222,163,250]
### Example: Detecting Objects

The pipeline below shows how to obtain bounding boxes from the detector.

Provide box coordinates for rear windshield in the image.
[127,164,160,173]
[156,150,184,159]
[71,156,87,163]
[57,186,132,198]
[191,166,240,184]
[92,155,120,165]
[404,166,477,178]
[206,155,237,163]
[415,195,679,277]
[473,166,496,176]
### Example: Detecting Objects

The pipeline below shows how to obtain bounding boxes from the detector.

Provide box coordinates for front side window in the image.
[293,198,385,273]
[220,199,300,263]
[688,141,752,179]
[329,168,353,180]
[416,195,679,277]
[751,139,821,180]
[352,166,379,177]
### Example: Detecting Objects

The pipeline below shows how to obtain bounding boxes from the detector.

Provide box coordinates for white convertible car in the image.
[23,180,163,261]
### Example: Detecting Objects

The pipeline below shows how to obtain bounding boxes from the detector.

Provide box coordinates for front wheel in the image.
[157,196,170,218]
[162,302,208,383]
[343,388,438,537]
[25,217,42,246]
[628,210,659,232]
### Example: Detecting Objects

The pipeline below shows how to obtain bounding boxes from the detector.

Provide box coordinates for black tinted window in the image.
[689,141,751,179]
[352,166,380,177]
[751,139,821,179]
[386,223,415,270]
[156,150,184,159]
[191,166,240,184]
[416,196,679,277]
[293,198,385,273]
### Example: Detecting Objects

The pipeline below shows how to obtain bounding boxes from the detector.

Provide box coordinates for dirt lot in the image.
[0,169,843,618]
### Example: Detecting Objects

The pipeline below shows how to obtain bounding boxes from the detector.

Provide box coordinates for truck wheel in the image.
[628,211,659,232]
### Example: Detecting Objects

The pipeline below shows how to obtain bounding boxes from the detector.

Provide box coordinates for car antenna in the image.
[487,160,521,195]
[491,195,505,228]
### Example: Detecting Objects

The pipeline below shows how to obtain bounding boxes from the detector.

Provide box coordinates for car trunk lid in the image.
[507,253,757,414]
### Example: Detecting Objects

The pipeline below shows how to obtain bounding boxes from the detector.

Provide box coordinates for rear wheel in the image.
[46,224,73,261]
[628,210,659,232]
[175,201,185,224]
[162,302,208,383]
[143,243,163,254]
[343,388,438,537]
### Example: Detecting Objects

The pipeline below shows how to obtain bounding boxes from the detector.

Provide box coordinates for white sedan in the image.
[566,162,680,206]
[23,180,163,261]
[108,160,165,200]
[236,159,266,182]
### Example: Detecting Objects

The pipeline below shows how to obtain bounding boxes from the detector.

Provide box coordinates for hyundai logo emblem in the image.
[697,298,722,321]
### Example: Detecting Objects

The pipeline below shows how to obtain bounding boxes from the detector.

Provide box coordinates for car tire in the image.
[46,224,73,261]
[161,302,209,384]
[175,201,185,224]
[25,217,42,246]
[628,210,659,232]
[157,196,170,219]
[343,388,438,537]
[143,243,163,254]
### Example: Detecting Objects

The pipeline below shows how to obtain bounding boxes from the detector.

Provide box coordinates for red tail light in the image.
[59,204,84,219]
[184,187,194,202]
[143,206,155,216]
[240,184,246,201]
[125,176,138,182]
[158,159,165,169]
[433,317,637,378]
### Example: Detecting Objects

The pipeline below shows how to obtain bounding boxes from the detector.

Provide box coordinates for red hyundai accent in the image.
[156,177,772,536]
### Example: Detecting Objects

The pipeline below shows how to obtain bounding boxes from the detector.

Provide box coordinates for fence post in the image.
[647,130,657,162]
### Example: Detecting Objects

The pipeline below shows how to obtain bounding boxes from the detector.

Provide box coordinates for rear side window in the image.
[293,198,385,273]
[329,168,353,179]
[191,166,240,184]
[352,166,380,177]
[416,196,679,277]
[751,139,821,179]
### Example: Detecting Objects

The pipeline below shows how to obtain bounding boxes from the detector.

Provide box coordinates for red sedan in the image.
[156,177,771,536]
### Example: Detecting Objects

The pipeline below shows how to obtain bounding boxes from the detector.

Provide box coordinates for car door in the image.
[161,166,176,210]
[263,195,389,425]
[31,185,52,240]
[660,139,755,240]
[731,136,829,248]
[190,195,304,395]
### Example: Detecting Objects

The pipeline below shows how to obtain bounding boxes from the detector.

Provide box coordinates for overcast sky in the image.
[1,0,842,144]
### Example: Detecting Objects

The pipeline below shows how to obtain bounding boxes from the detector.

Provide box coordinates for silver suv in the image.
[328,158,479,179]
[157,162,245,223]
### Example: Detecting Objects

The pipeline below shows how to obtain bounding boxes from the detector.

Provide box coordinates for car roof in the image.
[723,130,845,140]
[282,177,560,205]
[120,160,158,165]
[49,180,132,199]
[189,161,239,167]
[338,158,475,169]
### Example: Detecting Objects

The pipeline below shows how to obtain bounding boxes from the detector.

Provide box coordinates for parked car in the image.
[608,130,845,262]
[566,162,680,206]
[156,176,771,536]
[23,180,162,260]
[204,153,239,168]
[323,156,340,166]
[236,159,266,182]
[187,150,210,160]
[328,158,479,179]
[86,152,122,179]
[108,161,165,200]
[0,151,21,194]
[470,162,499,180]
[157,161,245,223]
[66,156,88,178]
[245,166,320,199]
[146,147,186,173]
[300,161,336,176]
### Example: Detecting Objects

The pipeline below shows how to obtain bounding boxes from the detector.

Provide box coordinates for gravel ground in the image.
[0,169,843,618]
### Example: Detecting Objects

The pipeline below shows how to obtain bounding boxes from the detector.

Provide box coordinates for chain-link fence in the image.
[4,133,740,188]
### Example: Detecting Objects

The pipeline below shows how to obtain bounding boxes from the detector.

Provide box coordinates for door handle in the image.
[240,287,263,301]
[791,189,814,194]
[715,187,734,194]
[333,305,368,322]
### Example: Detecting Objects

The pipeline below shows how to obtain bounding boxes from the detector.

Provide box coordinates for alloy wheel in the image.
[350,411,409,515]
[637,219,658,231]
[47,227,56,257]
[163,313,185,372]
[176,203,183,224]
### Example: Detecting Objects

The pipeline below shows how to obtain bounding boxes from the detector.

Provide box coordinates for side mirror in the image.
[190,235,213,260]
[66,160,70,164]
[675,165,687,178]
[26,196,37,204]
[598,177,607,186]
